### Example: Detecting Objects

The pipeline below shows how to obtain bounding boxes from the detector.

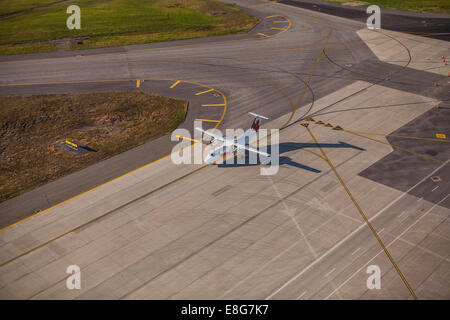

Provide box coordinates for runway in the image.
[0,0,449,299]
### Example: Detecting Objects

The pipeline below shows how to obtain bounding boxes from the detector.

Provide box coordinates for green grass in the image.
[323,0,450,14]
[0,0,258,55]
[0,0,63,16]
[0,91,187,203]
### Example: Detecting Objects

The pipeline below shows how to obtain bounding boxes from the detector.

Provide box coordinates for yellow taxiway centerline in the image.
[0,78,227,232]
[305,124,419,300]
[176,135,201,143]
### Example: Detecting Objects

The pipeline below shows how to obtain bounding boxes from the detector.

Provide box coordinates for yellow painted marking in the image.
[258,33,270,38]
[273,20,288,23]
[195,118,220,123]
[304,125,418,300]
[0,7,359,267]
[176,135,201,143]
[0,164,208,268]
[136,79,140,88]
[342,129,450,167]
[342,130,450,142]
[0,78,226,233]
[436,133,447,139]
[280,11,332,128]
[65,140,78,148]
[170,80,181,88]
[265,14,281,18]
[195,88,214,95]
[271,27,287,31]
[201,103,225,107]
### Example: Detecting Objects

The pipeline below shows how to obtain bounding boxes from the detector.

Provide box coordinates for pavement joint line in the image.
[325,194,450,300]
[304,125,418,300]
[0,78,227,232]
[0,164,209,268]
[351,247,361,256]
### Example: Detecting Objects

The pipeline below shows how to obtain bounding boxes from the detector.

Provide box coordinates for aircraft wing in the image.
[234,142,270,157]
[195,127,269,157]
[195,127,226,142]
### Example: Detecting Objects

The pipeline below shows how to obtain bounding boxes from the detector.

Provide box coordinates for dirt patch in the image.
[341,1,368,6]
[0,91,187,203]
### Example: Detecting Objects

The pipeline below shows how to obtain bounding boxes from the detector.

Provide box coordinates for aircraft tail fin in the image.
[249,112,269,132]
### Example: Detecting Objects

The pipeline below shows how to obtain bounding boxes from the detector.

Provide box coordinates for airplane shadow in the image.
[217,141,365,173]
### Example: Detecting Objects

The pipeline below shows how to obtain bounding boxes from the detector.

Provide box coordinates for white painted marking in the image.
[378,228,384,234]
[417,197,423,202]
[325,268,336,277]
[296,290,307,300]
[266,160,449,300]
[352,247,361,256]
[432,186,439,192]
[324,193,450,299]
[398,210,406,218]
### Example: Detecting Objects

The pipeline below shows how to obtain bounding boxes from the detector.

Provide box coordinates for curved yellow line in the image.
[0,77,227,232]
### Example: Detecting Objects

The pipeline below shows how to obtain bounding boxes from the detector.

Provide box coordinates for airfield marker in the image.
[195,88,214,95]
[170,80,181,88]
[201,103,225,107]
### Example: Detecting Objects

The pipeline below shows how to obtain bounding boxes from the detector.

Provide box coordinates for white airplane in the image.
[195,112,270,164]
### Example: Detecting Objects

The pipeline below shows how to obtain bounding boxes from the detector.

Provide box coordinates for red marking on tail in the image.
[252,118,261,131]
